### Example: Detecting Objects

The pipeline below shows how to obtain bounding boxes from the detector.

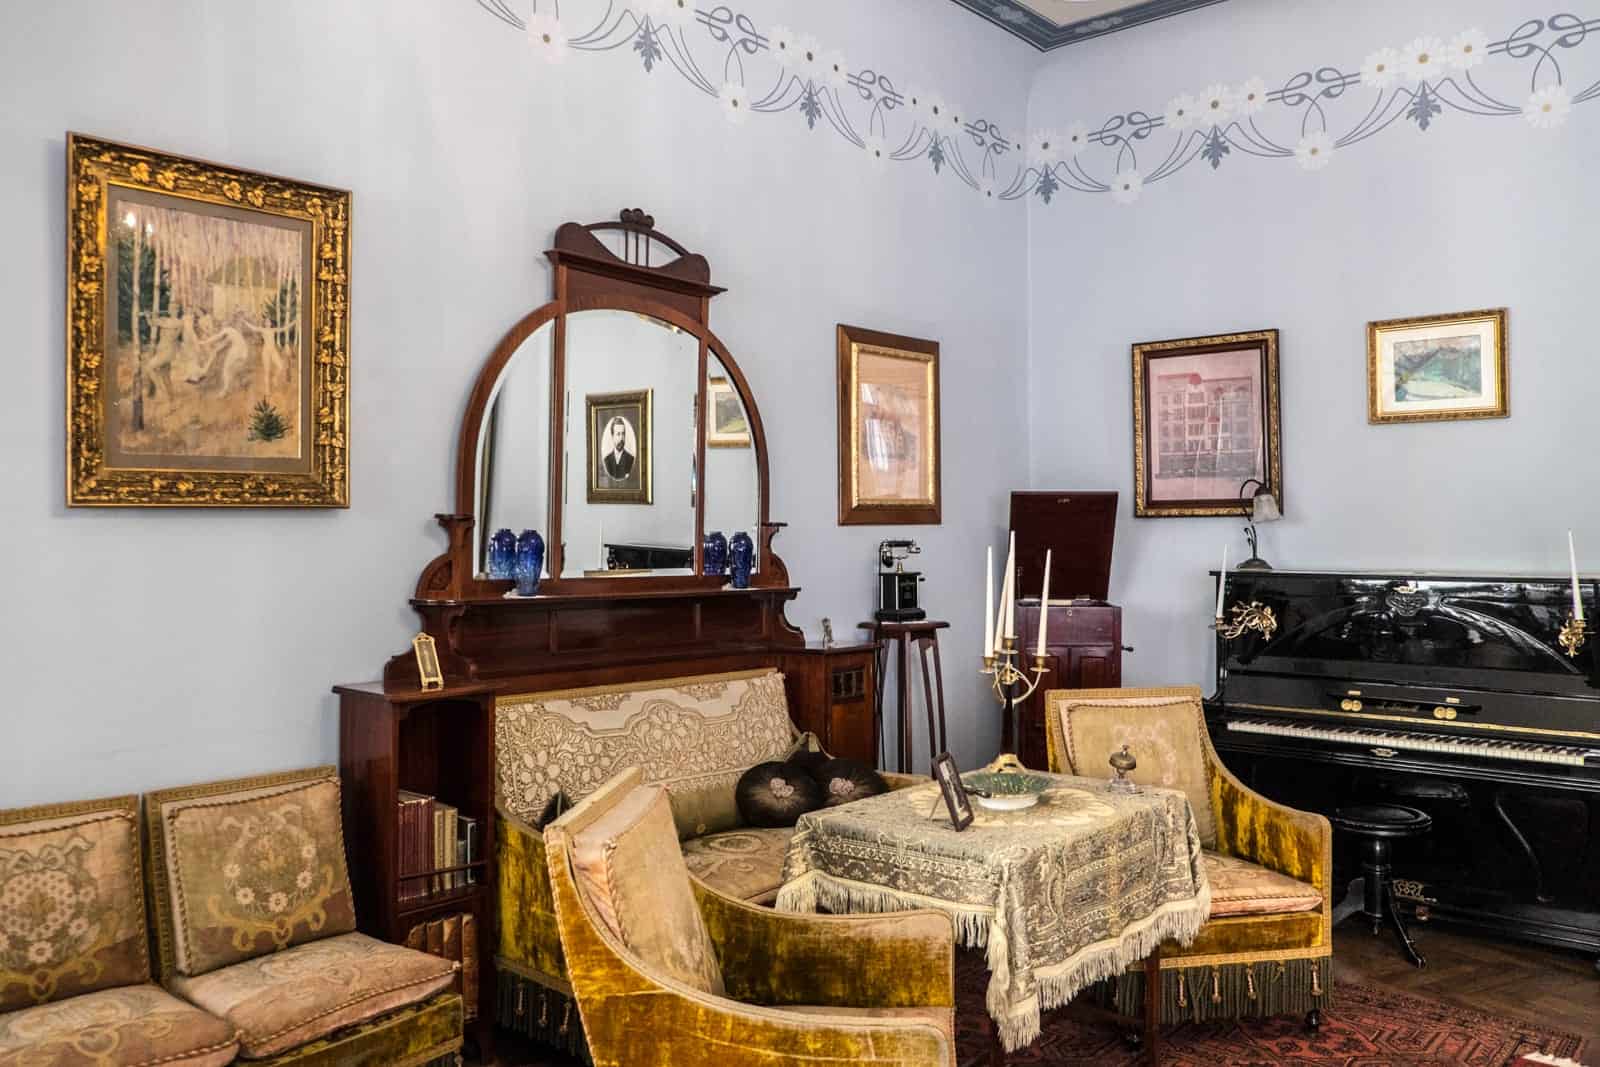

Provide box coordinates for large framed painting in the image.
[66,134,350,507]
[1132,329,1282,518]
[837,324,941,526]
[586,389,652,504]
[1368,308,1508,424]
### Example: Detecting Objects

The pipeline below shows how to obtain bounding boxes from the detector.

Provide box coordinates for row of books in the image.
[397,790,480,901]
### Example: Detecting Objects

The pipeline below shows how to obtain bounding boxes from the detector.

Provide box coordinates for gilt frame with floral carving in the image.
[66,133,350,506]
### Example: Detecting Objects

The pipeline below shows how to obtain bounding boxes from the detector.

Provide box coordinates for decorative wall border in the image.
[482,2,1596,207]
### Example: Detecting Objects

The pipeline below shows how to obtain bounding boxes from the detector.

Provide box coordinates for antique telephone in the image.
[875,540,926,622]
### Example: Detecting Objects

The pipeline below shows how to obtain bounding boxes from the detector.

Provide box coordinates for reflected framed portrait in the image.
[1368,308,1508,424]
[706,376,750,448]
[1132,329,1281,518]
[837,324,941,525]
[586,389,652,504]
[65,133,350,506]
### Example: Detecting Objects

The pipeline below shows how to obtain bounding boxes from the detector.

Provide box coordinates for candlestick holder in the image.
[1215,601,1279,641]
[983,636,1051,758]
[1559,613,1589,658]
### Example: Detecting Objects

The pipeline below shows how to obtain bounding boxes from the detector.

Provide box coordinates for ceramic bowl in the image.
[963,771,1052,812]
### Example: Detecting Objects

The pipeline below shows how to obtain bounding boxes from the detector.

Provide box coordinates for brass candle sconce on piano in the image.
[1215,601,1279,641]
[1559,613,1589,658]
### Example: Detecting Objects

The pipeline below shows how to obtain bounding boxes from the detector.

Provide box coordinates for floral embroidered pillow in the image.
[160,776,356,977]
[0,797,150,1012]
[734,761,823,828]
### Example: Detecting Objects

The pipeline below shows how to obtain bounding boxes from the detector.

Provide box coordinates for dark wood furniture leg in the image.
[896,634,912,773]
[1143,950,1162,1066]
[916,632,948,760]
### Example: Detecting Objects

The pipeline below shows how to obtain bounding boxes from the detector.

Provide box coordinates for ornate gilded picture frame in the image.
[837,324,941,526]
[66,134,350,507]
[1368,308,1508,424]
[586,389,652,505]
[1132,329,1282,518]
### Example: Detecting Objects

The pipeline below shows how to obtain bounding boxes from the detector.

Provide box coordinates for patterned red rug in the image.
[952,951,1588,1067]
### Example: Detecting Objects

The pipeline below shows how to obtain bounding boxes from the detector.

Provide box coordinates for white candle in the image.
[1036,550,1053,658]
[1001,533,1017,642]
[984,546,995,659]
[1216,544,1229,618]
[1570,530,1584,622]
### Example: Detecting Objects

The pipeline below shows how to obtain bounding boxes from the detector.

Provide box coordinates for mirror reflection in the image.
[703,354,760,575]
[562,310,698,577]
[474,320,554,578]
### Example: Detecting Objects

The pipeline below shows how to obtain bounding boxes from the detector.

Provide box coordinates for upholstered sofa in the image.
[493,668,914,1054]
[142,767,466,1065]
[0,794,240,1067]
[545,768,958,1066]
[1044,686,1332,1027]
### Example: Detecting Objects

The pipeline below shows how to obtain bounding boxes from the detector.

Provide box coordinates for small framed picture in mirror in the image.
[706,376,751,448]
[586,389,652,505]
[931,753,973,831]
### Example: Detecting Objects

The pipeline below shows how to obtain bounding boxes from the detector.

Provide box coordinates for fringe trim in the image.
[496,972,593,1064]
[775,872,997,947]
[780,870,1212,1053]
[1090,956,1332,1026]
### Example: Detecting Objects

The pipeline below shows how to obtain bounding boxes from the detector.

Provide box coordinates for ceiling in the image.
[948,0,1229,51]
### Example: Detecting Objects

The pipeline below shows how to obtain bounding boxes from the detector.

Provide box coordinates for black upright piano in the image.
[1206,569,1600,969]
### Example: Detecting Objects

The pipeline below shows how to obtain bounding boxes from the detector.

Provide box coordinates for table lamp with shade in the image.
[1238,477,1281,571]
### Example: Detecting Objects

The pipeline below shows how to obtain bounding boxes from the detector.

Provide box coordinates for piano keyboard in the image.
[1226,717,1600,767]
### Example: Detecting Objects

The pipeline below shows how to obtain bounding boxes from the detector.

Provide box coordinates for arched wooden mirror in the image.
[412,210,787,603]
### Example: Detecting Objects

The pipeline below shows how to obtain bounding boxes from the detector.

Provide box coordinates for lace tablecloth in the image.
[776,773,1210,1051]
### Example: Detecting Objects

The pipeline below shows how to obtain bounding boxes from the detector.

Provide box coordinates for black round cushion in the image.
[784,746,831,775]
[736,761,823,828]
[1333,803,1433,837]
[811,758,889,808]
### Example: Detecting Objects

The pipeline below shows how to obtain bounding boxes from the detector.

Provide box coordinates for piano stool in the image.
[1330,804,1434,969]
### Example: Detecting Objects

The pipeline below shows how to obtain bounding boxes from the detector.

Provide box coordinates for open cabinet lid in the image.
[1008,491,1118,602]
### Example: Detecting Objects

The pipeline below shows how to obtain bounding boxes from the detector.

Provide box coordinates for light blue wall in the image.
[1024,0,1600,693]
[0,0,1036,803]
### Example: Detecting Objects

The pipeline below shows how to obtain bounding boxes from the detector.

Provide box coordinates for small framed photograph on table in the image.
[932,753,973,831]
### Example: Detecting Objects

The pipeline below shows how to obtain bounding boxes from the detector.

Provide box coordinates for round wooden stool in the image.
[1330,803,1433,968]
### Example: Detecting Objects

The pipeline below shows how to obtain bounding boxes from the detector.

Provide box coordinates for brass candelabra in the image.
[1559,613,1589,658]
[1215,600,1279,641]
[983,636,1051,757]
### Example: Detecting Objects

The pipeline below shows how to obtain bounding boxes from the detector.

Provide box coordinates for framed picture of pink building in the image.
[1131,329,1281,518]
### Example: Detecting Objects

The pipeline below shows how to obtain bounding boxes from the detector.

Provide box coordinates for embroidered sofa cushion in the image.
[811,758,889,809]
[568,784,725,996]
[1203,851,1323,917]
[0,983,238,1067]
[496,669,797,839]
[150,770,357,977]
[0,796,150,1012]
[168,931,455,1059]
[735,762,823,828]
[1049,695,1218,847]
[681,827,793,904]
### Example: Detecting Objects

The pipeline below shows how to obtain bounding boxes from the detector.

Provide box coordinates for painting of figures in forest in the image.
[1368,309,1508,424]
[67,134,349,506]
[108,188,309,466]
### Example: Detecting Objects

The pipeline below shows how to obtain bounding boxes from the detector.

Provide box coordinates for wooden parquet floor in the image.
[1330,919,1599,1049]
[493,919,1599,1064]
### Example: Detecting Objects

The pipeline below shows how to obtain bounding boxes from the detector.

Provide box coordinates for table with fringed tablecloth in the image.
[776,770,1211,1053]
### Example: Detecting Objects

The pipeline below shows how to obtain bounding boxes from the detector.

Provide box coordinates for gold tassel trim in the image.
[1211,967,1221,1004]
[1176,971,1188,1009]
[1246,967,1256,1001]
[560,1000,572,1035]
[515,986,526,1019]
[538,991,549,1027]
[1311,961,1322,997]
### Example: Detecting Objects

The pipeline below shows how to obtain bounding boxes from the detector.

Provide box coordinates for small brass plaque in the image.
[412,633,445,692]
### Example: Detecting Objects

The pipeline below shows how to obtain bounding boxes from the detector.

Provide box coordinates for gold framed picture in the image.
[66,134,350,506]
[586,389,652,504]
[1132,329,1282,518]
[706,376,751,448]
[837,324,941,526]
[1368,308,1508,424]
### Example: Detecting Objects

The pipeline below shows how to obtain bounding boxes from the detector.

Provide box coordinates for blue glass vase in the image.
[514,529,545,596]
[488,528,517,580]
[729,531,754,589]
[703,531,728,577]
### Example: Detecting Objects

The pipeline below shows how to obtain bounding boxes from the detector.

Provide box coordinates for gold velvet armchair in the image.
[543,768,959,1066]
[1044,686,1333,1028]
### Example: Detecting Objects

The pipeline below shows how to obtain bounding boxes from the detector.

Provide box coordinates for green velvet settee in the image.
[492,668,918,1056]
[1044,686,1333,1028]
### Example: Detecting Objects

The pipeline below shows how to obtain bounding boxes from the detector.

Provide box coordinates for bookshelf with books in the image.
[335,679,497,1042]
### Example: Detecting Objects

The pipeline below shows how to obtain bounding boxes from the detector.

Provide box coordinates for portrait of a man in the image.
[586,389,652,504]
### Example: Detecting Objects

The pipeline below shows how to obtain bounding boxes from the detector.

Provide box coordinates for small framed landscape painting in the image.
[837,323,941,526]
[706,376,750,448]
[66,134,350,507]
[1132,329,1282,518]
[586,389,652,504]
[1368,308,1508,424]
